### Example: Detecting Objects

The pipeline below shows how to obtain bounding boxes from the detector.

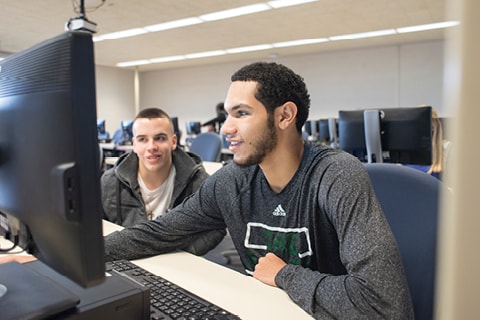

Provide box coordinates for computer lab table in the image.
[103,220,312,319]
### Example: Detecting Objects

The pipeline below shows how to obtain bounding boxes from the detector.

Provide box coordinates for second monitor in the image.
[338,106,432,165]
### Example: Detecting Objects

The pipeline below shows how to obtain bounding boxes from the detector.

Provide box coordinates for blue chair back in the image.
[188,132,223,162]
[364,163,445,320]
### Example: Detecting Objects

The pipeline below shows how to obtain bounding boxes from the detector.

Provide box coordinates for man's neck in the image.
[260,137,304,194]
[139,165,172,190]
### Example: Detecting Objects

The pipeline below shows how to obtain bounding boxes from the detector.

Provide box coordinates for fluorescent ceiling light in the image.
[184,50,227,59]
[397,21,460,33]
[98,28,147,40]
[226,44,273,54]
[268,0,319,9]
[145,17,203,32]
[149,55,185,63]
[329,29,396,41]
[117,60,150,67]
[94,1,321,42]
[200,4,271,21]
[273,38,328,47]
[114,17,460,68]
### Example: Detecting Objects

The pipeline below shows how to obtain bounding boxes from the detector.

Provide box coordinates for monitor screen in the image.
[380,106,432,165]
[338,107,432,165]
[318,119,330,144]
[338,110,368,161]
[185,121,201,135]
[303,120,313,136]
[97,119,106,134]
[120,119,133,145]
[0,31,105,287]
[97,119,110,141]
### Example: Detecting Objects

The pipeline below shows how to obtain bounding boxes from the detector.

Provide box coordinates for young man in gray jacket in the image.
[104,62,414,319]
[101,108,209,227]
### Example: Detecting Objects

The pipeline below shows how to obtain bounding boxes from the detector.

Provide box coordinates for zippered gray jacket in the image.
[101,148,209,227]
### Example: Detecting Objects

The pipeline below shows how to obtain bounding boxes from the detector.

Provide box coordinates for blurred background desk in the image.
[103,158,224,176]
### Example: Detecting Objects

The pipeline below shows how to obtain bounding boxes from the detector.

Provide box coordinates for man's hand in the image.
[253,252,287,287]
[0,255,37,264]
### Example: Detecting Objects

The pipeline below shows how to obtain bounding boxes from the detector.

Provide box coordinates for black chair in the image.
[188,132,223,162]
[364,163,447,320]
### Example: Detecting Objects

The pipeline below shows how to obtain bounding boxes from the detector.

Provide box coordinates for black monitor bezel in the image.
[0,31,105,287]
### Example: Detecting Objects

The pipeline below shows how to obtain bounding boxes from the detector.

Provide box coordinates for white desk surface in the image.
[103,221,312,319]
[99,142,133,151]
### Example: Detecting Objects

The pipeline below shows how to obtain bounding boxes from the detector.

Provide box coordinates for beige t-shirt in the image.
[138,166,176,220]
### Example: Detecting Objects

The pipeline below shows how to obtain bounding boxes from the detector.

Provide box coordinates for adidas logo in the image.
[273,204,286,216]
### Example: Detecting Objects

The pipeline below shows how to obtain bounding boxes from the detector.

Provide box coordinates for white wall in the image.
[95,65,136,135]
[95,40,445,137]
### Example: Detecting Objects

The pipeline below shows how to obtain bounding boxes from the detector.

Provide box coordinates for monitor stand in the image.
[0,261,79,320]
[1,260,150,319]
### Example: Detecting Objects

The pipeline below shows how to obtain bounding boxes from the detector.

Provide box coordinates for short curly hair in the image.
[231,62,310,133]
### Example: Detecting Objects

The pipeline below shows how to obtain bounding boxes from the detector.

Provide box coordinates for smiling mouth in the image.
[228,141,241,150]
[146,154,161,161]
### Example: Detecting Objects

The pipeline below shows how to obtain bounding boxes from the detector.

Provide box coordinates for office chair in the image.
[188,132,223,162]
[364,163,446,320]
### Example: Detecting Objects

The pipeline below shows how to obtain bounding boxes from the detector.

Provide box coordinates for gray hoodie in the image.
[101,147,209,227]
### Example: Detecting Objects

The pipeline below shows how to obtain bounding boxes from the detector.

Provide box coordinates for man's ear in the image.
[277,101,298,130]
[172,134,178,150]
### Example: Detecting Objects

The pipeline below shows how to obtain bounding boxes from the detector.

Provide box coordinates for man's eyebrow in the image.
[134,132,168,139]
[230,103,252,111]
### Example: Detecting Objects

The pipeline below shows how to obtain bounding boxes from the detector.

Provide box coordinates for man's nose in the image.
[220,116,234,135]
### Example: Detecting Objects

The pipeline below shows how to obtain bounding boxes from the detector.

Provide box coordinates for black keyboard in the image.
[107,260,241,320]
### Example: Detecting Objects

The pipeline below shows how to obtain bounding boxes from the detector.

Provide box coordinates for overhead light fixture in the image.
[267,0,319,9]
[273,38,328,47]
[117,59,150,67]
[226,44,273,54]
[184,50,227,59]
[199,4,271,21]
[329,29,396,41]
[144,17,203,32]
[96,28,147,41]
[149,55,185,63]
[397,21,460,33]
[115,20,460,68]
[95,1,320,42]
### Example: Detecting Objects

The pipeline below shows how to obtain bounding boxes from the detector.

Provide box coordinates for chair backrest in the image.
[188,132,223,162]
[364,163,445,320]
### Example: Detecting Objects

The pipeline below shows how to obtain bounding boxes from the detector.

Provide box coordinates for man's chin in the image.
[233,155,260,168]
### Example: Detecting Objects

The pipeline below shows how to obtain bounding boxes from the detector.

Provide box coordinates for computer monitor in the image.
[120,119,133,145]
[0,30,105,293]
[318,119,330,144]
[338,110,368,161]
[185,121,201,135]
[97,119,110,141]
[169,116,183,146]
[303,120,320,142]
[338,106,432,164]
[97,119,106,134]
